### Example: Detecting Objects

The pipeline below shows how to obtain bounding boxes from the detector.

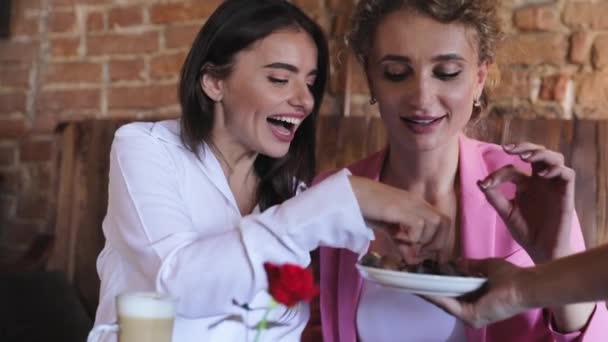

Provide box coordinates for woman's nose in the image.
[289,82,314,113]
[406,76,433,110]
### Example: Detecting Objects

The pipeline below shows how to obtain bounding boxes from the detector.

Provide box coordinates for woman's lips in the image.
[400,115,447,134]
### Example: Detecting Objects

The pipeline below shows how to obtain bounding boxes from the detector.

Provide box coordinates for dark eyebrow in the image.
[378,53,466,64]
[263,62,317,76]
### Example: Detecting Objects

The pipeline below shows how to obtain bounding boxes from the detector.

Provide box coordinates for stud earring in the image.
[473,99,481,108]
[369,97,377,105]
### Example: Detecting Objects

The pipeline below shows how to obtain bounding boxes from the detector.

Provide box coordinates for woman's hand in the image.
[478,143,575,263]
[349,176,451,264]
[423,258,531,328]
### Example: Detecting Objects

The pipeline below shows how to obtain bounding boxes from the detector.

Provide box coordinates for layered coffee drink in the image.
[116,292,176,342]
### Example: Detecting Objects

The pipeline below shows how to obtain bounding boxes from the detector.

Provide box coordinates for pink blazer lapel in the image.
[336,149,388,342]
[323,141,506,342]
[337,250,362,342]
[458,135,499,341]
[458,135,498,259]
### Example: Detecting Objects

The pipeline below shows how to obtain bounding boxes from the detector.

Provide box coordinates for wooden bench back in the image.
[48,116,608,316]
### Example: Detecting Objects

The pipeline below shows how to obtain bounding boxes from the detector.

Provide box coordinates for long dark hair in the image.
[179,0,329,210]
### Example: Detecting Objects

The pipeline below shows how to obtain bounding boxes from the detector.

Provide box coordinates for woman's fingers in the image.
[422,215,452,261]
[503,142,545,155]
[478,165,526,219]
[480,164,528,189]
[521,149,564,166]
[504,142,569,176]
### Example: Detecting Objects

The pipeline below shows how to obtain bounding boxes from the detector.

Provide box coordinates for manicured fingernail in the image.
[504,144,515,150]
[477,179,490,189]
[521,152,532,159]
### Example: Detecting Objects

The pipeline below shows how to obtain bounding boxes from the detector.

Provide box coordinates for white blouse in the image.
[91,120,373,342]
[357,281,466,342]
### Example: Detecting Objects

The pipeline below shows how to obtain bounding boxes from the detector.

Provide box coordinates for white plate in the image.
[356,264,487,297]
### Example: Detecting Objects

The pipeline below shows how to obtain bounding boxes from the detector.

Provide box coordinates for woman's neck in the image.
[209,128,258,179]
[382,136,460,202]
[209,130,259,214]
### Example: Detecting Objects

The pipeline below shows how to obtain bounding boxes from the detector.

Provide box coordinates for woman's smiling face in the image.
[366,10,488,152]
[205,28,318,158]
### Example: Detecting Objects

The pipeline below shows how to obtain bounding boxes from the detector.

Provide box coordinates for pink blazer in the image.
[319,135,608,342]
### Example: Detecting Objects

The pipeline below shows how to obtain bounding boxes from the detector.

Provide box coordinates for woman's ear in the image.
[475,61,490,97]
[200,66,224,102]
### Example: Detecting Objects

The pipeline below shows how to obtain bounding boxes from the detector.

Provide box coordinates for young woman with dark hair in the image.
[90,1,447,341]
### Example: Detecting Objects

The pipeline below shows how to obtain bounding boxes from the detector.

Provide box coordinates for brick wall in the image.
[1,0,608,257]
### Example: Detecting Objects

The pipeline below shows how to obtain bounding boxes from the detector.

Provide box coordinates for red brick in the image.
[0,117,28,139]
[109,6,143,28]
[15,0,41,11]
[498,33,568,66]
[569,32,594,65]
[50,37,81,58]
[87,11,105,32]
[48,10,76,33]
[150,0,222,24]
[30,114,58,134]
[0,146,17,167]
[0,64,31,88]
[493,67,532,100]
[44,61,102,84]
[0,93,27,114]
[16,195,49,220]
[87,31,158,56]
[539,74,570,101]
[564,2,608,30]
[577,72,608,117]
[38,89,100,112]
[513,5,559,32]
[0,41,38,63]
[0,170,20,194]
[165,24,200,49]
[53,0,111,6]
[12,14,40,37]
[109,85,177,109]
[150,1,223,24]
[109,59,145,82]
[20,163,53,193]
[150,52,187,79]
[19,140,54,162]
[592,35,608,70]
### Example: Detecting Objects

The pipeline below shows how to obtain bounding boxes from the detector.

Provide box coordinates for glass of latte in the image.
[87,291,177,342]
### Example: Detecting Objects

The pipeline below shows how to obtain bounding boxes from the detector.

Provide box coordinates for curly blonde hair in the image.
[348,0,504,118]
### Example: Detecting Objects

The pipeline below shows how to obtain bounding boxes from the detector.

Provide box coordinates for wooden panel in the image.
[72,122,117,316]
[598,121,608,245]
[315,115,341,173]
[47,124,77,276]
[336,115,369,167]
[366,115,387,155]
[465,116,505,144]
[570,120,599,248]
